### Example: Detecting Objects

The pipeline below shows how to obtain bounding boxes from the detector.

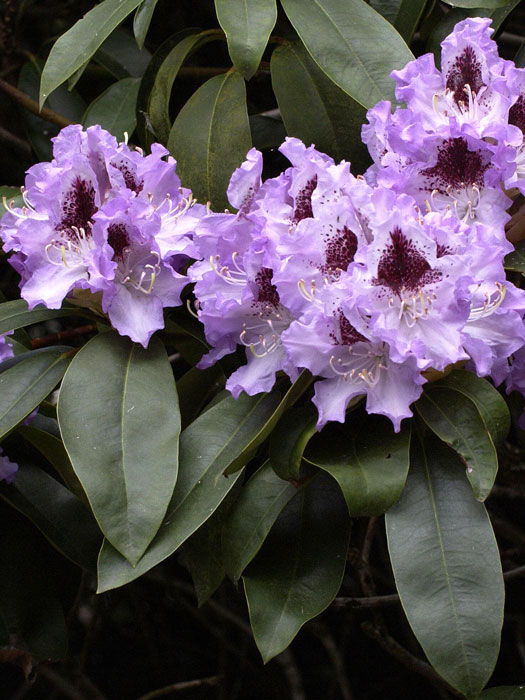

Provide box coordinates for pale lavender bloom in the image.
[0,334,13,363]
[0,447,17,484]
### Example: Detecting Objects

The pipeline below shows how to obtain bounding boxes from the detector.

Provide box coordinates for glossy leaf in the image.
[177,364,226,430]
[58,332,180,566]
[305,414,411,516]
[0,299,77,336]
[0,459,100,571]
[168,69,252,211]
[268,405,317,481]
[271,41,370,172]
[0,504,67,661]
[39,0,144,107]
[515,41,525,69]
[224,370,313,475]
[0,346,72,375]
[280,0,414,109]
[385,436,504,699]
[504,241,525,273]
[94,28,152,79]
[416,387,498,501]
[243,472,350,662]
[149,31,219,144]
[215,0,277,79]
[480,688,525,699]
[370,0,428,43]
[250,114,287,150]
[134,0,160,49]
[0,351,70,441]
[97,391,281,592]
[441,0,508,7]
[83,77,141,140]
[434,370,510,446]
[223,460,299,581]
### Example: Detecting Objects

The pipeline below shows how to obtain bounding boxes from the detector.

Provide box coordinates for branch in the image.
[31,324,98,350]
[134,675,222,700]
[0,78,74,129]
[333,594,400,609]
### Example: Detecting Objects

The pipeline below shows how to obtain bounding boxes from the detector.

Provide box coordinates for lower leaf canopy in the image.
[243,471,351,663]
[385,434,504,699]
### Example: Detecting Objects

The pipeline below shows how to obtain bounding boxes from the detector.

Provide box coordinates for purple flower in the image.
[0,447,17,484]
[0,334,14,364]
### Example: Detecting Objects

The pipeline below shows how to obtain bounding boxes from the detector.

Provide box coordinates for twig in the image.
[274,648,306,700]
[31,324,98,349]
[0,78,74,128]
[333,594,400,609]
[0,125,31,154]
[312,621,355,700]
[36,665,86,700]
[504,564,525,581]
[134,675,222,700]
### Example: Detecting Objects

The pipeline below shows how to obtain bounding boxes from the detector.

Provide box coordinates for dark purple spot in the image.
[112,162,144,194]
[254,268,280,307]
[445,46,484,108]
[292,176,317,223]
[59,177,96,236]
[436,243,452,258]
[509,94,525,136]
[107,223,130,260]
[374,227,441,296]
[320,226,358,278]
[422,137,488,193]
[338,312,366,346]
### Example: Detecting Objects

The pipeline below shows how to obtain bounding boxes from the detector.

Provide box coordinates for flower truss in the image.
[3,17,525,435]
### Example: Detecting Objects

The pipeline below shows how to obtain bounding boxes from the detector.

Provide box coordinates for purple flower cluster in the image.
[1,125,204,347]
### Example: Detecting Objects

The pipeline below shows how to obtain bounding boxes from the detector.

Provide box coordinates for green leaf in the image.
[222,460,299,582]
[58,332,180,566]
[0,347,72,375]
[134,0,160,49]
[305,414,411,516]
[39,0,144,107]
[0,351,70,441]
[480,688,525,699]
[250,114,287,150]
[0,459,100,571]
[441,0,508,7]
[243,472,351,662]
[167,69,252,211]
[149,32,219,144]
[97,391,281,592]
[370,0,428,43]
[385,435,504,699]
[0,299,77,336]
[83,77,141,140]
[416,387,498,501]
[271,41,370,173]
[94,28,151,78]
[163,316,209,366]
[0,504,67,661]
[433,370,510,447]
[279,0,414,109]
[268,405,317,481]
[224,370,313,475]
[17,424,87,504]
[515,41,525,69]
[504,241,525,273]
[177,364,226,430]
[215,0,277,79]
[0,186,24,210]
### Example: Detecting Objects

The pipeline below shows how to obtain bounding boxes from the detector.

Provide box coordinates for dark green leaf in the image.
[370,0,428,43]
[224,370,313,475]
[0,351,70,441]
[249,114,287,150]
[97,391,280,591]
[0,459,100,571]
[280,0,414,109]
[167,69,252,210]
[223,460,298,582]
[433,370,510,446]
[177,364,226,430]
[83,77,141,140]
[18,425,87,504]
[504,241,525,273]
[0,186,24,210]
[271,41,370,172]
[0,505,67,661]
[385,435,504,699]
[480,688,525,699]
[215,0,277,79]
[134,0,160,50]
[94,28,151,78]
[0,299,77,336]
[58,332,180,566]
[305,414,411,516]
[243,472,351,662]
[416,387,498,501]
[268,405,317,481]
[149,32,219,144]
[40,0,144,107]
[515,41,525,69]
[441,0,508,6]
[163,316,209,365]
[0,346,72,375]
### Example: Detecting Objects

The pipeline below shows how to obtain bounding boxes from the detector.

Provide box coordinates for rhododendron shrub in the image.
[1,3,525,698]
